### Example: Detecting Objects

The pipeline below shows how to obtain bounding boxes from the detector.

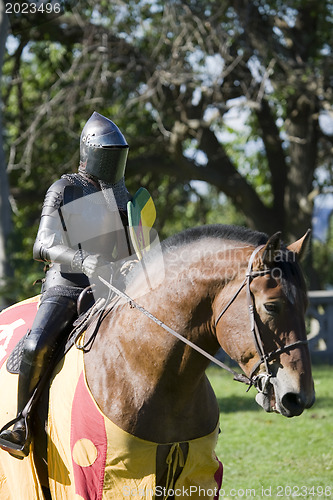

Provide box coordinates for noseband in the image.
[215,245,308,392]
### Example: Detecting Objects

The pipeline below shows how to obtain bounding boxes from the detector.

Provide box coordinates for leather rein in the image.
[99,244,308,393]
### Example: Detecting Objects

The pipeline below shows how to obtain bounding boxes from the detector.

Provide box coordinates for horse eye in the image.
[264,302,281,315]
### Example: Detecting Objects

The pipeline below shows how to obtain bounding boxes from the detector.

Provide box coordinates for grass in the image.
[207,365,333,499]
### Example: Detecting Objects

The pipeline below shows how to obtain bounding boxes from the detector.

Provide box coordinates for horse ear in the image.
[261,231,282,266]
[287,229,311,261]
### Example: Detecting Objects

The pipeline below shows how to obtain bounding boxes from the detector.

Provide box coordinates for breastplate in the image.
[60,187,129,262]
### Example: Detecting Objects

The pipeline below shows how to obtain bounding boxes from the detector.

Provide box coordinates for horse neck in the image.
[135,240,250,367]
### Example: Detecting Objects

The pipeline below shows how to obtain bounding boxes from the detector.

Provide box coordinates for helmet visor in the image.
[85,147,128,183]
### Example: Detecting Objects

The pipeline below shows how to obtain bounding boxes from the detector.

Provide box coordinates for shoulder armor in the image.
[41,178,72,216]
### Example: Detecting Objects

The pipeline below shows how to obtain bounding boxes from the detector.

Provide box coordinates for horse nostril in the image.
[281,392,305,416]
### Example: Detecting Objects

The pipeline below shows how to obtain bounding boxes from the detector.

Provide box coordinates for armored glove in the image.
[71,251,111,279]
[82,254,108,278]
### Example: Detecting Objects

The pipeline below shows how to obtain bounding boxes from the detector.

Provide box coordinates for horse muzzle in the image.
[255,376,315,417]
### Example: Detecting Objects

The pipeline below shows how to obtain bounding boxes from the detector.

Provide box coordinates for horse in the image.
[0,224,315,499]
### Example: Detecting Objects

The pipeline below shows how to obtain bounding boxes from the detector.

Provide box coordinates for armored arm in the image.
[33,179,108,277]
[33,179,77,266]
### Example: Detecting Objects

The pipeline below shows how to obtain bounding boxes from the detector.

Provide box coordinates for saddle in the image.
[6,335,26,374]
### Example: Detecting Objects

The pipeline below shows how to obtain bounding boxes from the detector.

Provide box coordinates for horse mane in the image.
[170,225,306,306]
[161,224,268,250]
[125,224,306,306]
[125,225,267,288]
[149,224,307,305]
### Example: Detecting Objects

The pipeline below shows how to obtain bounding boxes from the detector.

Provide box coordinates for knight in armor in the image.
[0,112,133,459]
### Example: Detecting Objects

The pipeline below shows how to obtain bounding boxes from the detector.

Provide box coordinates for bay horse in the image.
[0,224,315,499]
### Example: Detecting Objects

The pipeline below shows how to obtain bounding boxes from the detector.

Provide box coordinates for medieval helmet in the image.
[80,112,129,184]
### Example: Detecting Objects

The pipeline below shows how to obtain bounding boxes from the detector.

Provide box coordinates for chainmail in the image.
[61,173,130,211]
[99,178,130,212]
[61,173,99,197]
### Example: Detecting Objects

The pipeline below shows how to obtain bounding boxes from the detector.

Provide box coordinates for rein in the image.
[98,244,308,392]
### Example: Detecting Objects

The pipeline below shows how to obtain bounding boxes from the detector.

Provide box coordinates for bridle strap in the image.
[215,245,266,328]
[248,339,309,382]
[214,276,248,327]
[245,245,271,377]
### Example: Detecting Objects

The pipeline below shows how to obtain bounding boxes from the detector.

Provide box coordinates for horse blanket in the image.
[0,298,223,499]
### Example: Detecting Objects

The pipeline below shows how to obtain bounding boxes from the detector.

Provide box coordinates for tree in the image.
[2,0,333,296]
[0,1,11,308]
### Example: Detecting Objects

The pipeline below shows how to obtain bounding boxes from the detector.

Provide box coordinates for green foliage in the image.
[313,239,333,290]
[156,182,246,239]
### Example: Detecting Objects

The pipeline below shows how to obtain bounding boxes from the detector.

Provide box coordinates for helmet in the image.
[80,112,129,183]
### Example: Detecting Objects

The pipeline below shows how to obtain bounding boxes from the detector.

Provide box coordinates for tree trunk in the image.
[0,4,11,309]
[284,91,318,241]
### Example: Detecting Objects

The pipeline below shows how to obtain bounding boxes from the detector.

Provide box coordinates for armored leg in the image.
[0,295,77,459]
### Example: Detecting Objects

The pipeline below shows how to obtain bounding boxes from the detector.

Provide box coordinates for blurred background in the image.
[1,0,333,360]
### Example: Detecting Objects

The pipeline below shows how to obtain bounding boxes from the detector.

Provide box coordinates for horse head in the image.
[215,231,315,417]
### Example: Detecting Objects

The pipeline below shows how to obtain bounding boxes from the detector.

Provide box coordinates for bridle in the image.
[215,245,308,393]
[98,244,308,394]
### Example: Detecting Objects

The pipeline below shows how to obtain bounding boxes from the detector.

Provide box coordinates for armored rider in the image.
[0,112,132,459]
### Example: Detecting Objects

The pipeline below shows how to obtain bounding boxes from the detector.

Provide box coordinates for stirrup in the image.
[0,414,31,460]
